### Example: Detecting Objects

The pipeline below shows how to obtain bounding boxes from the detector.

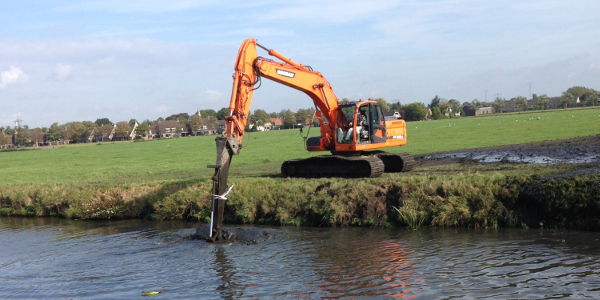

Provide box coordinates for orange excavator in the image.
[206,38,413,241]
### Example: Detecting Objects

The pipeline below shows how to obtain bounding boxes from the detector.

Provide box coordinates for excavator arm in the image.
[225,38,340,148]
[206,38,341,241]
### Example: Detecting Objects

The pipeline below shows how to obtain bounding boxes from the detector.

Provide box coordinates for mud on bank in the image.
[1,135,599,231]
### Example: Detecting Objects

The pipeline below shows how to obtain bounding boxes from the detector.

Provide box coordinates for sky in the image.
[1,0,599,128]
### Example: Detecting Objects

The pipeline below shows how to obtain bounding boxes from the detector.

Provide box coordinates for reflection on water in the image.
[1,218,600,299]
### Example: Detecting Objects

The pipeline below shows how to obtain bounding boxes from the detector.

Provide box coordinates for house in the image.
[143,128,154,140]
[156,120,187,138]
[263,120,273,131]
[270,117,284,129]
[217,120,226,134]
[384,109,404,120]
[548,97,562,108]
[199,118,218,135]
[475,107,493,116]
[463,105,493,116]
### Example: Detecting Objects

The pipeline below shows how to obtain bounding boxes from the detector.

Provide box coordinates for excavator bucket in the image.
[206,135,241,242]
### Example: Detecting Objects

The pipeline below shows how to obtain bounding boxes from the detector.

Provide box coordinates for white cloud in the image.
[205,89,224,101]
[155,105,169,113]
[0,66,29,89]
[54,64,75,81]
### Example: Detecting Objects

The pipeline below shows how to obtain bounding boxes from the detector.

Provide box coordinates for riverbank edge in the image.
[1,172,599,231]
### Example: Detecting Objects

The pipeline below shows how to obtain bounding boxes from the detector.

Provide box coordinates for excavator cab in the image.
[335,101,387,148]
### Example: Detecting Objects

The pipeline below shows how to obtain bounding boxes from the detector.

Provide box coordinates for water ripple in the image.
[2,219,600,299]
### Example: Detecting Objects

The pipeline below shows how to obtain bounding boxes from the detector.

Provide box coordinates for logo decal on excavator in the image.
[276,69,295,78]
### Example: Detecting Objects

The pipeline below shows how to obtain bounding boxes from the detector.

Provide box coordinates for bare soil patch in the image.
[414,134,600,176]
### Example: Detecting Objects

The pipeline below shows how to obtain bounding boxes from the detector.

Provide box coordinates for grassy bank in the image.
[1,107,599,230]
[1,163,598,231]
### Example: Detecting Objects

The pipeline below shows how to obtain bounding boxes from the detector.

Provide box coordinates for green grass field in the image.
[1,107,599,186]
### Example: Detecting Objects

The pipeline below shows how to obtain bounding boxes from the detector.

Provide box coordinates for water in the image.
[1,218,600,299]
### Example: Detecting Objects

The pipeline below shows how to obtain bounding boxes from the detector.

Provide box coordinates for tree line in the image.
[1,85,597,147]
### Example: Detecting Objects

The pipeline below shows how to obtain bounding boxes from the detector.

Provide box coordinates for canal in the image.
[1,218,599,299]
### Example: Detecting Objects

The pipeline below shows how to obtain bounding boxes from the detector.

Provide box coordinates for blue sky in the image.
[1,0,599,128]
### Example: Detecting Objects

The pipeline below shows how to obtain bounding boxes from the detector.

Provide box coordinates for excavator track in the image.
[281,155,385,178]
[373,152,415,173]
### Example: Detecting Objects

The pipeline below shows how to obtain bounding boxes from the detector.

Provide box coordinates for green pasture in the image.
[1,107,599,186]
[398,106,600,154]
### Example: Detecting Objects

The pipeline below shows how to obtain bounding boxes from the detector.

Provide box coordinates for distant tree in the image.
[390,101,403,111]
[269,112,278,118]
[281,109,296,128]
[471,99,483,111]
[429,95,441,108]
[403,102,428,121]
[294,108,311,126]
[199,109,216,118]
[431,107,443,120]
[565,86,589,99]
[140,119,154,129]
[62,126,76,142]
[0,129,9,145]
[560,91,574,108]
[253,109,269,123]
[340,97,351,104]
[4,126,14,136]
[514,96,528,111]
[561,86,599,107]
[536,94,550,110]
[206,116,219,129]
[71,122,87,143]
[582,90,598,106]
[492,97,505,113]
[129,119,138,125]
[30,128,44,146]
[98,124,114,141]
[438,99,450,116]
[14,127,31,146]
[177,116,189,125]
[135,123,149,138]
[60,121,94,143]
[216,107,230,120]
[114,121,130,139]
[373,98,390,111]
[166,113,189,121]
[189,115,203,135]
[47,123,62,142]
[448,99,462,116]
[95,118,112,126]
